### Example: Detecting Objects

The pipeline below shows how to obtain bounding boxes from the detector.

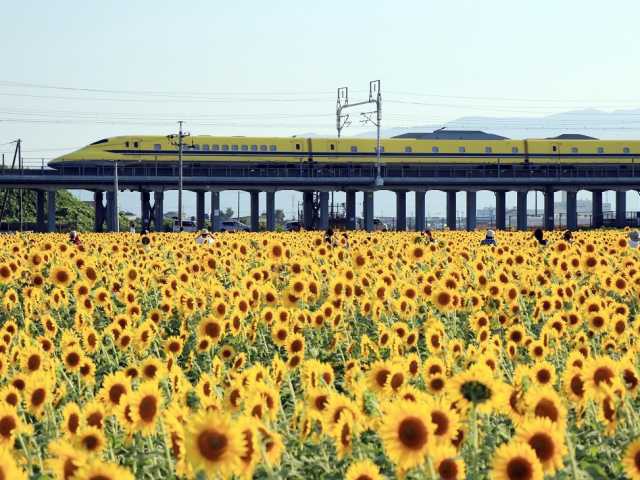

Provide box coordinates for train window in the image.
[624,147,630,154]
[134,141,139,148]
[351,146,358,153]
[458,146,466,153]
[154,144,161,150]
[231,145,239,151]
[90,138,108,145]
[270,145,277,152]
[202,145,209,151]
[485,147,492,153]
[597,147,604,154]
[432,146,439,153]
[211,144,219,151]
[512,147,518,153]
[330,144,335,151]
[251,145,258,151]
[296,144,301,151]
[404,146,412,153]
[571,147,578,153]
[241,145,248,151]
[193,144,199,150]
[260,145,268,152]
[222,145,229,151]
[376,146,384,153]
[125,141,130,148]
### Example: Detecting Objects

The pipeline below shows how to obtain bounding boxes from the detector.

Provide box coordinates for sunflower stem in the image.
[566,430,581,480]
[426,455,437,480]
[470,404,479,478]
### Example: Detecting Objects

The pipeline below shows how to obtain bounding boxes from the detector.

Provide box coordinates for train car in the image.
[48,131,640,168]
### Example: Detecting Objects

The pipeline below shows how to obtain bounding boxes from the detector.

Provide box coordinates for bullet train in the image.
[48,130,640,167]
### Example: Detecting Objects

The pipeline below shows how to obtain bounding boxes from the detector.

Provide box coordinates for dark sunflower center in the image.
[397,417,428,450]
[0,415,16,438]
[197,429,228,461]
[460,380,492,404]
[529,433,554,462]
[438,458,459,480]
[431,410,449,436]
[506,456,533,480]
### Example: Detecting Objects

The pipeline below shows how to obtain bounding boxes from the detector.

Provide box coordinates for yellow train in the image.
[49,131,640,167]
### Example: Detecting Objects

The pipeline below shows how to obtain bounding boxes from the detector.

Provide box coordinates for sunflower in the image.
[75,426,107,454]
[25,373,52,418]
[62,401,83,437]
[71,459,135,480]
[623,439,640,480]
[184,411,244,479]
[0,404,22,446]
[50,265,75,288]
[525,386,567,429]
[583,356,621,400]
[0,447,28,479]
[256,422,284,467]
[378,399,434,471]
[432,444,466,480]
[235,416,260,479]
[46,438,87,480]
[490,441,544,480]
[345,459,384,480]
[448,364,506,415]
[100,371,132,413]
[426,396,460,446]
[516,417,567,475]
[130,381,164,436]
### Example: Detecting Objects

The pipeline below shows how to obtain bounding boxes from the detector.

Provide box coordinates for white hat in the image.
[486,230,495,238]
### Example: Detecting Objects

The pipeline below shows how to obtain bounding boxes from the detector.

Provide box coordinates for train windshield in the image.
[90,138,109,145]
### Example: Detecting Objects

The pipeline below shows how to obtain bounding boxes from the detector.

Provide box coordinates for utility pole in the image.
[237,192,240,222]
[17,140,22,232]
[113,159,119,232]
[167,121,190,231]
[336,80,383,186]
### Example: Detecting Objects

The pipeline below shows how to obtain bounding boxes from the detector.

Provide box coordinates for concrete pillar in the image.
[566,191,578,230]
[210,191,221,232]
[592,190,603,228]
[106,191,116,232]
[543,189,555,230]
[363,191,374,231]
[303,192,314,229]
[47,191,56,233]
[153,191,164,232]
[616,191,627,228]
[94,191,105,232]
[516,191,528,231]
[36,191,46,232]
[319,192,329,230]
[196,191,205,230]
[250,191,260,232]
[346,191,356,230]
[415,191,426,231]
[266,191,276,231]
[396,191,407,231]
[446,191,457,230]
[141,191,151,231]
[465,191,477,231]
[495,191,506,230]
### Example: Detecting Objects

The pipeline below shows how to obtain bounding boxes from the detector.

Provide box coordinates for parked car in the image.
[220,220,250,232]
[373,219,388,231]
[172,220,197,232]
[284,221,302,232]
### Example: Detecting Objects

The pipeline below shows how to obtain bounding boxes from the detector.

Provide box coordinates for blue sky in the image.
[2,0,640,218]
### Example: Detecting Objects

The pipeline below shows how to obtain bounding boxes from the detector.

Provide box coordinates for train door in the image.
[551,143,560,164]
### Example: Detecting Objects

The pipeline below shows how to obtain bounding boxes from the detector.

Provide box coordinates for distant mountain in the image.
[354,108,640,140]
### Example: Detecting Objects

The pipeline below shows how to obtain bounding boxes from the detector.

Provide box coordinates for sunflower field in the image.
[1,229,640,480]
